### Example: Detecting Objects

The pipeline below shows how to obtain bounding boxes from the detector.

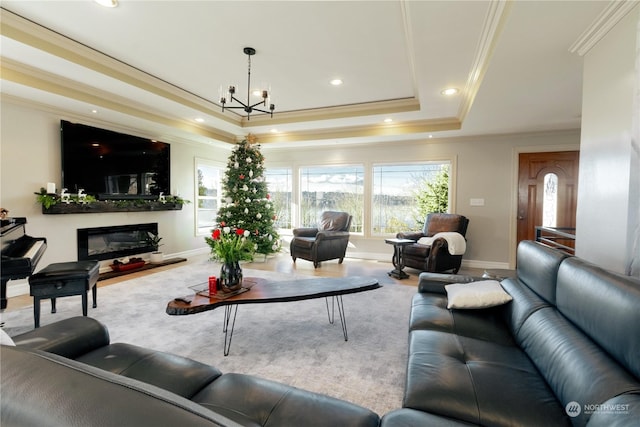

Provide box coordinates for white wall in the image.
[1,98,580,296]
[576,6,640,276]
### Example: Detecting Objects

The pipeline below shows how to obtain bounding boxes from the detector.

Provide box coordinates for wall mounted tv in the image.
[61,120,170,200]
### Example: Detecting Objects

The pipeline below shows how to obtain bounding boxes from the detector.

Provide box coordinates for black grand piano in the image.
[1,217,47,310]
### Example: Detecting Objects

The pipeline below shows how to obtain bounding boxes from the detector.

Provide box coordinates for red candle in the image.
[208,276,217,295]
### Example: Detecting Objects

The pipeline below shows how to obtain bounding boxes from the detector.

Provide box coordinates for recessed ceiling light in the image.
[330,79,343,86]
[91,109,98,114]
[194,117,205,123]
[270,129,278,133]
[94,0,118,7]
[441,88,459,96]
[384,118,393,123]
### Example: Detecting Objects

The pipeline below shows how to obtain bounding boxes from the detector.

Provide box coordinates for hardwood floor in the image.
[4,253,511,312]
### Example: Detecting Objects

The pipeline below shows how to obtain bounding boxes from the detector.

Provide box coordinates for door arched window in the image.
[542,172,558,227]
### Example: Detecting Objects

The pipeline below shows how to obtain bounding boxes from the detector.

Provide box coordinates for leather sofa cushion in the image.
[77,343,223,399]
[556,257,640,379]
[193,372,380,427]
[2,346,241,427]
[517,307,640,427]
[409,293,515,346]
[382,408,476,426]
[514,241,569,304]
[500,277,552,338]
[11,315,110,359]
[405,330,569,426]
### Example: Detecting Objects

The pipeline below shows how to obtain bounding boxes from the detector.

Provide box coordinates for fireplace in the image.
[77,223,158,261]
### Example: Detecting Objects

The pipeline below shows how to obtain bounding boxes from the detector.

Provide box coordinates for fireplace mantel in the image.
[42,201,183,214]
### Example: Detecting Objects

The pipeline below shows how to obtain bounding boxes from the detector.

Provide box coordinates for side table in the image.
[385,238,414,279]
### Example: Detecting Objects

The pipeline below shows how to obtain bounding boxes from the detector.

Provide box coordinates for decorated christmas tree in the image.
[215,135,280,255]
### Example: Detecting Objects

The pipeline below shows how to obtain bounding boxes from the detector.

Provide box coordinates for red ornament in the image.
[266,194,270,200]
[239,174,245,179]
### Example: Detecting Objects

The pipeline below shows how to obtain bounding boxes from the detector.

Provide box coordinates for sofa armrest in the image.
[292,227,318,238]
[12,316,110,359]
[417,272,477,294]
[396,231,424,241]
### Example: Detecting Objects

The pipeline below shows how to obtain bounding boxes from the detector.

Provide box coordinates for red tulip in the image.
[236,228,244,236]
[212,229,221,240]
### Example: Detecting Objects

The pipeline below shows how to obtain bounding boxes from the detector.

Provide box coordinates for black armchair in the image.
[396,213,469,274]
[290,211,352,268]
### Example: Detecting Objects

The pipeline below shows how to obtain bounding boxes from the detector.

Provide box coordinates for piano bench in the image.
[29,261,100,328]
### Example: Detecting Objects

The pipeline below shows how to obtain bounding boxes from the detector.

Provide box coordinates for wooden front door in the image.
[517,151,579,247]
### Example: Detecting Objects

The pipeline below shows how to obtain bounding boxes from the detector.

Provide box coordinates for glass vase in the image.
[219,261,243,292]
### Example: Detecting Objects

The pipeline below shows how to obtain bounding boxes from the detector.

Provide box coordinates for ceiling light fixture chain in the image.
[220,47,275,120]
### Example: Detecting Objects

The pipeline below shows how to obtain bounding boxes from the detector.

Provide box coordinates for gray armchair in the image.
[290,211,352,268]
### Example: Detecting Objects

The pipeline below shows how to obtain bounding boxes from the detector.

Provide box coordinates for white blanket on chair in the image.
[417,232,466,255]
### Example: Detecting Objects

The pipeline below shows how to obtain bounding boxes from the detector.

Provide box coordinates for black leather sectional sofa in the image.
[1,316,379,427]
[2,240,639,426]
[381,240,640,426]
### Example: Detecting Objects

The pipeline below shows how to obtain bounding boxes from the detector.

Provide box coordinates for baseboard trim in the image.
[346,251,510,270]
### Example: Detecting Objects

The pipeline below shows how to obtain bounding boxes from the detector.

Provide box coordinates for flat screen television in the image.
[61,120,170,200]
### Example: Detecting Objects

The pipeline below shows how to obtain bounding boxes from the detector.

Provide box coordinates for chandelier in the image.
[220,47,275,120]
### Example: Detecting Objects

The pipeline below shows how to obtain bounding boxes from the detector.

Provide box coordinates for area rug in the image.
[2,259,415,416]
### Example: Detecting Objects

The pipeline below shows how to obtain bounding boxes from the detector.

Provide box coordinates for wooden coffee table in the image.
[166,276,381,355]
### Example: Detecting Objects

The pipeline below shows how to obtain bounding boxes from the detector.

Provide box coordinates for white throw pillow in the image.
[0,328,16,346]
[445,280,512,309]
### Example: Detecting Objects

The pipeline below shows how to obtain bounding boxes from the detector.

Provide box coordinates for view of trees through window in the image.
[299,165,365,232]
[264,168,292,229]
[197,160,450,236]
[196,161,221,234]
[373,163,450,233]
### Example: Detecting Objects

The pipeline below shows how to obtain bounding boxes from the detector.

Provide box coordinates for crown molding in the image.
[1,58,236,144]
[254,117,461,144]
[569,0,639,56]
[241,98,420,127]
[0,8,237,125]
[458,0,512,123]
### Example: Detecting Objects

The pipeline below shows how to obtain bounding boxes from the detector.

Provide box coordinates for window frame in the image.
[194,157,225,236]
[370,158,456,236]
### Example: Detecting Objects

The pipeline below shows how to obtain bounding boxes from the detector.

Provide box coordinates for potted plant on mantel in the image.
[145,232,164,264]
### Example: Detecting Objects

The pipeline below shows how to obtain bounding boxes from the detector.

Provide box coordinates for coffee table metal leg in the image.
[222,304,238,356]
[325,296,348,340]
[325,296,335,324]
[336,295,348,341]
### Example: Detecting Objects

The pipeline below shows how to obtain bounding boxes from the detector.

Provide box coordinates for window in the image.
[265,167,293,229]
[543,172,558,227]
[195,159,222,235]
[299,165,364,232]
[372,162,450,234]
